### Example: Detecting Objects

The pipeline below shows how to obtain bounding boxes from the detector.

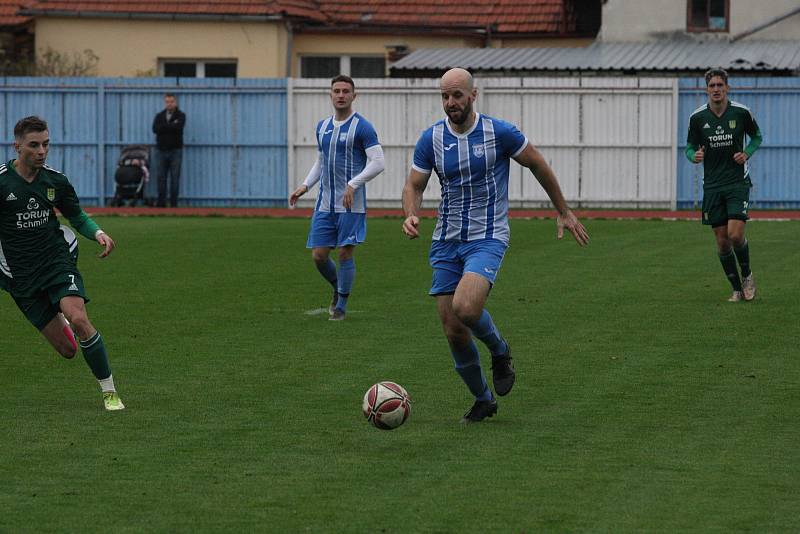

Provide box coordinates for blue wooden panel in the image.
[1,76,288,206]
[677,77,800,208]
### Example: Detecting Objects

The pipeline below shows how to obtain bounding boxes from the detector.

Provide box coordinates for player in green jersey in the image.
[686,68,762,302]
[0,116,124,410]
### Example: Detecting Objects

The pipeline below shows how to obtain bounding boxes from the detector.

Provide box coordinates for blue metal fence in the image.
[678,77,800,209]
[2,76,799,208]
[1,77,288,206]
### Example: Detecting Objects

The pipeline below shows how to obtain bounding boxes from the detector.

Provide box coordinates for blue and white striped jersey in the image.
[413,114,527,244]
[314,112,380,214]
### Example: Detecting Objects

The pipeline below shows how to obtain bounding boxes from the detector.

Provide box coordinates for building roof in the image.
[19,0,589,35]
[315,0,569,34]
[0,0,30,26]
[21,0,325,21]
[389,39,800,75]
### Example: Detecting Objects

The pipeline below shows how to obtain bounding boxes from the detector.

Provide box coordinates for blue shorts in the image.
[306,211,366,248]
[428,239,508,296]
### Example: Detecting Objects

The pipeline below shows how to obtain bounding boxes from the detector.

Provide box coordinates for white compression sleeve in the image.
[347,145,385,190]
[302,152,323,188]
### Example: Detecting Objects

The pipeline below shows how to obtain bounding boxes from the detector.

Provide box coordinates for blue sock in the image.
[450,340,492,401]
[469,309,508,357]
[315,258,338,289]
[336,258,355,312]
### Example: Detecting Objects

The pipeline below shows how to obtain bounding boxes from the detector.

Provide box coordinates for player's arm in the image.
[58,181,115,257]
[736,115,763,164]
[64,209,115,258]
[344,145,385,209]
[289,152,323,207]
[686,118,704,163]
[513,143,589,246]
[401,168,431,239]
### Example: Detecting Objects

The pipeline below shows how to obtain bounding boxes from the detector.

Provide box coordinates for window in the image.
[301,57,341,79]
[301,55,386,78]
[687,0,729,32]
[351,57,386,77]
[161,60,237,78]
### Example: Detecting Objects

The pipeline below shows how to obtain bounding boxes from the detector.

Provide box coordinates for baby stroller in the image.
[111,144,150,207]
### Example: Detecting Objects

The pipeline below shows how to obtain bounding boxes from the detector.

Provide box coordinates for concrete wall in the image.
[34,18,288,77]
[600,0,800,41]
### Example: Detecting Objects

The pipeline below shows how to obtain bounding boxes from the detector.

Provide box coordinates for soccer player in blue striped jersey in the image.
[402,68,589,423]
[290,75,385,321]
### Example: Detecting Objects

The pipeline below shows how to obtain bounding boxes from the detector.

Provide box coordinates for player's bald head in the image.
[440,68,474,91]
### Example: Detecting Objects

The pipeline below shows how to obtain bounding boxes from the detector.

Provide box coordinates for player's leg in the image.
[11,289,76,359]
[307,211,339,313]
[454,240,514,395]
[59,295,124,410]
[712,225,742,301]
[331,245,355,320]
[705,190,742,300]
[430,241,496,422]
[726,188,755,300]
[437,293,490,400]
[330,213,366,320]
[40,312,78,359]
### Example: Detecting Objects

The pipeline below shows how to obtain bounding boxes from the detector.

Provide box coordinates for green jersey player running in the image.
[686,68,763,302]
[0,116,124,410]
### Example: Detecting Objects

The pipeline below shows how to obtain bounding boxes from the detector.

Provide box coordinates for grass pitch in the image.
[1,216,799,533]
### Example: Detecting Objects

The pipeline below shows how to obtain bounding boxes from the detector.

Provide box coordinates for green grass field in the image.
[2,216,798,533]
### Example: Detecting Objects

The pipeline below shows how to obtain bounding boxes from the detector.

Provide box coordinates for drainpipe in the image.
[285,19,293,77]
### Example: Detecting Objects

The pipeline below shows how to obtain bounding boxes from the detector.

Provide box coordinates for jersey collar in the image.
[445,112,481,139]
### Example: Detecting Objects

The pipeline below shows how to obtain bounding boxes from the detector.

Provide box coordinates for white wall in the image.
[289,77,679,209]
[599,0,686,41]
[600,0,800,41]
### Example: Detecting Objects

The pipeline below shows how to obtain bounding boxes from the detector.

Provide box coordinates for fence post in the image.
[96,83,106,206]
[286,77,294,208]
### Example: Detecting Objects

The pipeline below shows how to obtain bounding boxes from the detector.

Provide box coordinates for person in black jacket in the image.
[152,94,186,207]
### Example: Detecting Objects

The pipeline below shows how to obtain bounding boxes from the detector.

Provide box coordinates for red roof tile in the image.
[22,0,576,35]
[23,1,325,21]
[317,0,567,33]
[0,0,30,25]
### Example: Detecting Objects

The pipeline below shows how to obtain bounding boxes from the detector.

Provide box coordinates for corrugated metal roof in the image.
[390,40,800,73]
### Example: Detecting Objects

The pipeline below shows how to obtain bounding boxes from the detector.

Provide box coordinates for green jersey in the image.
[0,160,99,298]
[686,100,762,192]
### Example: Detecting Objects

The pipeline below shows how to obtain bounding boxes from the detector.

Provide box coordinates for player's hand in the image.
[289,185,308,207]
[733,152,748,165]
[694,145,705,163]
[96,232,115,258]
[402,216,420,239]
[343,185,355,210]
[556,210,589,246]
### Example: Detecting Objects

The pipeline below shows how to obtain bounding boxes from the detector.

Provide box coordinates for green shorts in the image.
[701,186,751,227]
[10,269,88,330]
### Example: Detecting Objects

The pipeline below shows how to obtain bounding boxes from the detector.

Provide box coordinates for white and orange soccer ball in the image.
[362,381,411,430]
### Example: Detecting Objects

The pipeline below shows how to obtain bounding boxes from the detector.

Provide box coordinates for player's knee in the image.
[451,300,480,326]
[69,317,93,339]
[58,343,77,359]
[311,250,328,264]
[730,233,745,247]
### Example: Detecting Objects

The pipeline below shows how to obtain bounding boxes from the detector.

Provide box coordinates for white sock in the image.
[98,374,116,393]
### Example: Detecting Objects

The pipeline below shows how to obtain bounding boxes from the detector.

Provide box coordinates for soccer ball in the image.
[362,381,411,430]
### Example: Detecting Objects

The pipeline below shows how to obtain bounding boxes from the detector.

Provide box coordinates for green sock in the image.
[719,250,742,291]
[80,332,111,380]
[734,240,751,278]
